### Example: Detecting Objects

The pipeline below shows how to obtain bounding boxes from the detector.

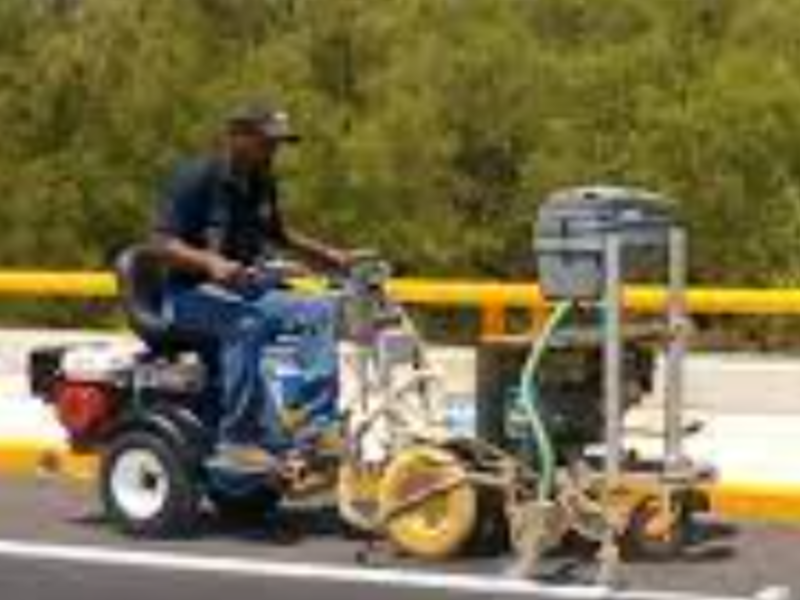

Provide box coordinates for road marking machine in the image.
[30,186,715,585]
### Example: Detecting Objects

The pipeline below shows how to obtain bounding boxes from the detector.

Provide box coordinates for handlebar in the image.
[239,251,393,300]
[251,251,401,341]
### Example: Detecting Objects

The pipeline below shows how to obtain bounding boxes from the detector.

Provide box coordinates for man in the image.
[153,103,350,470]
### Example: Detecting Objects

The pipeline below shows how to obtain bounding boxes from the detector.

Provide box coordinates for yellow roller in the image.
[378,445,477,560]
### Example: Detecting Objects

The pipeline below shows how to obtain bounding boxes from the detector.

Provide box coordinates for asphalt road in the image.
[0,476,798,600]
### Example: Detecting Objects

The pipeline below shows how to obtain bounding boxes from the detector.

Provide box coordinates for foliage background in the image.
[1,0,800,342]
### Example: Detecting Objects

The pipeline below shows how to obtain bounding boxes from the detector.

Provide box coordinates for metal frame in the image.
[369,207,704,583]
[593,222,694,583]
[601,225,690,487]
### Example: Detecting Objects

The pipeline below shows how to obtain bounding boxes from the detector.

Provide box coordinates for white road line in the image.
[0,539,785,600]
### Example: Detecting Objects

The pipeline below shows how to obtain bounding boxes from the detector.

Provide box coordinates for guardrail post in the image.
[480,303,507,339]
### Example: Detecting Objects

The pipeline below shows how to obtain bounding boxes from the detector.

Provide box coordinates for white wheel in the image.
[101,431,200,537]
[109,448,169,521]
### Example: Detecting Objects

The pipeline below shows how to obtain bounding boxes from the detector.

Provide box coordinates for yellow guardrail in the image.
[2,270,800,336]
[0,272,117,298]
[390,279,800,313]
[389,279,800,335]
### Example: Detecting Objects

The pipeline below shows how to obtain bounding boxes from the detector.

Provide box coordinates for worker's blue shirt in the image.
[155,155,287,287]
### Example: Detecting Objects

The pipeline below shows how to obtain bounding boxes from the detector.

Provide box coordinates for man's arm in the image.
[152,234,247,284]
[283,228,349,270]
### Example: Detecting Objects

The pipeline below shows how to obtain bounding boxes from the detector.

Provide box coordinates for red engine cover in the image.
[54,381,114,439]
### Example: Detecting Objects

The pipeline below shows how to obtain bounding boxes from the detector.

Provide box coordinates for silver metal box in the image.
[535,186,675,300]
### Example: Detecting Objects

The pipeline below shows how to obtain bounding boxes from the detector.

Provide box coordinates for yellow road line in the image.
[0,440,97,482]
[707,483,800,523]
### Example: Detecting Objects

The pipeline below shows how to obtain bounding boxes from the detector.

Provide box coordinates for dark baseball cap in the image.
[225,103,300,143]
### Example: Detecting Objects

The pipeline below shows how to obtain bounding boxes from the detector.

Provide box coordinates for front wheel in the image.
[100,430,201,538]
[378,445,479,560]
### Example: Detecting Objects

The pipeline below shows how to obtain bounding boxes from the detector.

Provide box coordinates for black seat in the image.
[115,244,206,355]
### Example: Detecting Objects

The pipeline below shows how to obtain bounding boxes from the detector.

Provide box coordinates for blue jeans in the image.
[164,280,339,453]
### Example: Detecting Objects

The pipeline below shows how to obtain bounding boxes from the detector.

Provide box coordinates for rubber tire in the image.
[620,496,688,561]
[469,486,509,556]
[100,430,201,538]
[378,445,478,560]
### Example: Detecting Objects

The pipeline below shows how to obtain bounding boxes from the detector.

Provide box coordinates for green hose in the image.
[517,301,574,501]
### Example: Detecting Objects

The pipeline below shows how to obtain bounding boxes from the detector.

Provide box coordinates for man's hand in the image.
[155,236,256,286]
[322,249,351,272]
[207,255,249,285]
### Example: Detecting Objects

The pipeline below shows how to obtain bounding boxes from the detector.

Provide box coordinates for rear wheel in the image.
[100,430,201,537]
[620,494,690,561]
